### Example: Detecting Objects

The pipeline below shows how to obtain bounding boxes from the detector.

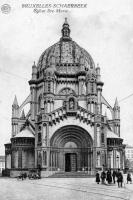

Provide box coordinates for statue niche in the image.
[66,97,77,112]
[69,98,74,110]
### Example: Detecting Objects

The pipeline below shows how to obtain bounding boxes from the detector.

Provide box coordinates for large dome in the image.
[37,19,95,73]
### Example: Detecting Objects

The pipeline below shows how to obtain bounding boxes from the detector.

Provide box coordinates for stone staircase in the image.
[48,171,95,178]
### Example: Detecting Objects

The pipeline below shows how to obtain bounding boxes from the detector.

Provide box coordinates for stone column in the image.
[93,123,97,170]
[18,148,22,169]
[91,151,93,171]
[30,85,36,121]
[97,82,104,115]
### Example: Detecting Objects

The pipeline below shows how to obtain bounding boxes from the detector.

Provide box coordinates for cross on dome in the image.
[64,17,68,24]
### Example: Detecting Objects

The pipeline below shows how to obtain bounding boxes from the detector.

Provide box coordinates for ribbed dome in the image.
[37,19,95,73]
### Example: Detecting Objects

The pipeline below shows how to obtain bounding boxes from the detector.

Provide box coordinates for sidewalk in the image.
[0,177,130,200]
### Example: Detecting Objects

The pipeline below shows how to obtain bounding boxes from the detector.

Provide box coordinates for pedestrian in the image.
[117,169,123,187]
[127,172,132,184]
[106,169,112,184]
[96,171,100,184]
[101,170,106,184]
[24,172,27,179]
[112,170,116,184]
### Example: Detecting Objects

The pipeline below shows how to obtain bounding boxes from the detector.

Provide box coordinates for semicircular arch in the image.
[58,87,76,96]
[50,125,93,149]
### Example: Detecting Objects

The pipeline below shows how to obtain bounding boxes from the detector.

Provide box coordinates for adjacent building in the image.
[5,19,125,177]
[0,156,5,174]
[125,144,133,170]
[125,145,133,160]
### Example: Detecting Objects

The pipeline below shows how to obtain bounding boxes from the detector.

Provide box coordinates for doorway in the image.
[65,153,77,172]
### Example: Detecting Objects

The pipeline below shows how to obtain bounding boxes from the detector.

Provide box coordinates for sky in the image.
[0,0,133,154]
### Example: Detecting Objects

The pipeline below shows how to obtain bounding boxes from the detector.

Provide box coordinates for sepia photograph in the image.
[0,0,133,199]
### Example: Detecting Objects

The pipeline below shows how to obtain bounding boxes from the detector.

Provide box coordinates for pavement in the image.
[0,177,132,200]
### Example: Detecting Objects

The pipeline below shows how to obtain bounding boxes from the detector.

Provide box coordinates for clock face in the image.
[61,42,73,63]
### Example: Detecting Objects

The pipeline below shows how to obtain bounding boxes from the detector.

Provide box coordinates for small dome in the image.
[14,128,35,138]
[37,19,95,75]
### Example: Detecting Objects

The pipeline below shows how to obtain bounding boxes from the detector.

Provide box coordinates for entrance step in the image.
[48,171,95,178]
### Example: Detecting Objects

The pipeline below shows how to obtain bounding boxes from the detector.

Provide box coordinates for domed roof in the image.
[37,18,95,73]
[14,128,35,138]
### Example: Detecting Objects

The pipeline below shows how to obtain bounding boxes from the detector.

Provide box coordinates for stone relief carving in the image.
[59,87,76,96]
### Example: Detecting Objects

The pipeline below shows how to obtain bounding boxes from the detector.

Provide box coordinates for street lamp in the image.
[116,155,119,169]
[108,149,112,169]
[108,155,111,169]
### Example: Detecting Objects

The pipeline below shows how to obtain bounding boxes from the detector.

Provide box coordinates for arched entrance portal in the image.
[50,125,93,172]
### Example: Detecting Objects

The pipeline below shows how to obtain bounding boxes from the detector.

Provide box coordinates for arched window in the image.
[37,72,39,79]
[43,151,47,165]
[38,132,41,143]
[37,152,42,167]
[90,82,94,93]
[101,133,104,143]
[38,95,42,112]
[48,82,51,93]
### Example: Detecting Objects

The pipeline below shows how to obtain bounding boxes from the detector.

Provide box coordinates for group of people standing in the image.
[96,169,132,187]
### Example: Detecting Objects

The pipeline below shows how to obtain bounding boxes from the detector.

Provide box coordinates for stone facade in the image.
[5,19,125,176]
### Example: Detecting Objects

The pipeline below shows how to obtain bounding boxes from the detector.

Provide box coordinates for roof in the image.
[114,97,119,107]
[14,128,35,138]
[107,130,121,139]
[13,95,18,106]
[37,20,95,73]
[125,144,133,148]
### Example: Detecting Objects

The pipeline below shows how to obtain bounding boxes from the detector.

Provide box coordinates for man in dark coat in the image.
[117,169,123,187]
[96,171,100,184]
[112,170,116,184]
[106,169,112,184]
[101,170,106,184]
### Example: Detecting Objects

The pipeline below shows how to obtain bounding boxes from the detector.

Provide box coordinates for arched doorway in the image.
[64,142,77,172]
[50,125,93,172]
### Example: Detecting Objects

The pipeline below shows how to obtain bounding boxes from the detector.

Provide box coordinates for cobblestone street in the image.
[0,177,132,200]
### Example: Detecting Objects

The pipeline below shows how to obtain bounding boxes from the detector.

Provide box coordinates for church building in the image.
[5,19,125,177]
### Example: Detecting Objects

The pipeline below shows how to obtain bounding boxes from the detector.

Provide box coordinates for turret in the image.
[20,109,26,120]
[96,63,101,82]
[113,98,120,136]
[43,56,55,113]
[12,95,19,118]
[32,61,37,80]
[29,62,37,121]
[113,98,120,119]
[78,56,86,95]
[12,95,19,137]
[96,64,104,115]
[61,18,71,41]
[86,68,97,113]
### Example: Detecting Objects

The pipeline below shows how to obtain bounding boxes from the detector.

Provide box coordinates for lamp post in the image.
[108,155,111,169]
[116,155,119,169]
[108,149,112,169]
